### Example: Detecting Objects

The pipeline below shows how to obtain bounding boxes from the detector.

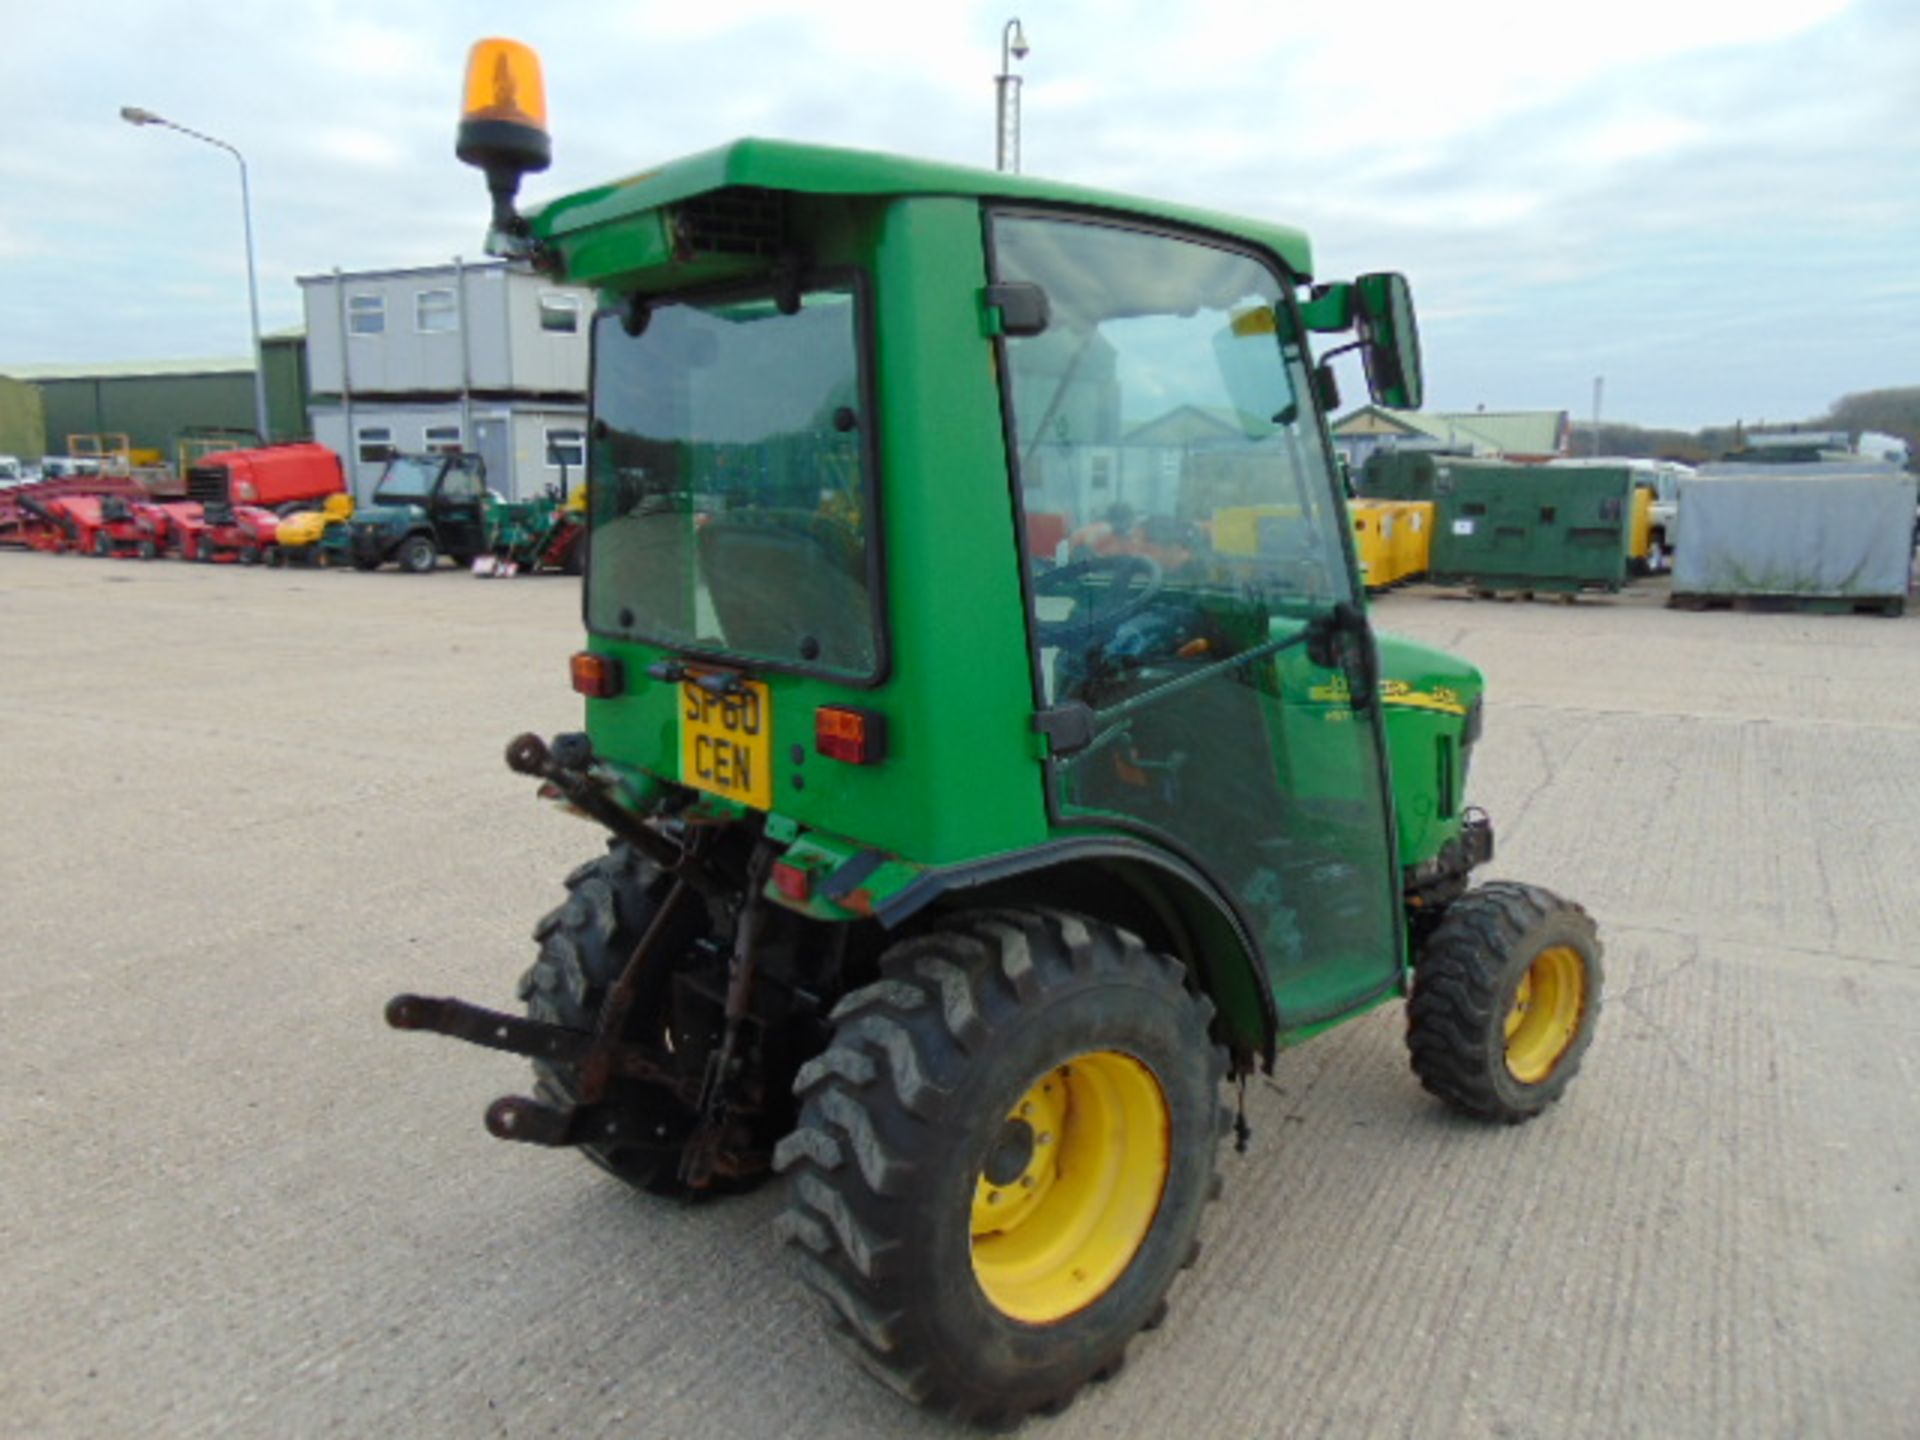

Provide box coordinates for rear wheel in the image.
[517,842,714,1196]
[1407,881,1601,1123]
[774,909,1225,1425]
[397,534,438,573]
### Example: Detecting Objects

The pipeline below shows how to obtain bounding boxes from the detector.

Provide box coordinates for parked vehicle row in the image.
[0,441,585,576]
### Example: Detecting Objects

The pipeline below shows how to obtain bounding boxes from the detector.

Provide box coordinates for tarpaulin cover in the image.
[1673,472,1918,598]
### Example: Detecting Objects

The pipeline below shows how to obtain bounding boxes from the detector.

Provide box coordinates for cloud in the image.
[1,0,1912,429]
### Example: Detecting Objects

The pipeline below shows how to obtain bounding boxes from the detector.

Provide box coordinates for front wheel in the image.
[774,909,1226,1425]
[1407,881,1602,1123]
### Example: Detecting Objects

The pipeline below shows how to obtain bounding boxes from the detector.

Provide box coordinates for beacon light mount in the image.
[456,37,553,260]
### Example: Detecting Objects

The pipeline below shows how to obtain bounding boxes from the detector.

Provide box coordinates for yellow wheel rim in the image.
[970,1051,1170,1325]
[1504,945,1587,1084]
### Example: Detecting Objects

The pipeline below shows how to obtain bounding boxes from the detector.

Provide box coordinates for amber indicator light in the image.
[570,651,623,698]
[815,706,887,765]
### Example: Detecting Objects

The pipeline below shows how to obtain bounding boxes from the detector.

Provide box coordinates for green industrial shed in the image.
[0,330,309,460]
[0,375,46,460]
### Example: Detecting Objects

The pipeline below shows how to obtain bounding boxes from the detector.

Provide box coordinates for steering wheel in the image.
[1032,553,1165,649]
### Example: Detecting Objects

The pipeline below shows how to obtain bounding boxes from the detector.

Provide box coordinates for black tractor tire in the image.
[351,554,382,572]
[1407,881,1602,1124]
[138,539,157,560]
[92,532,111,557]
[516,842,715,1196]
[397,534,438,573]
[773,909,1226,1426]
[239,543,261,566]
[564,529,588,577]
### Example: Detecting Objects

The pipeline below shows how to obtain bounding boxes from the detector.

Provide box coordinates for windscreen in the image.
[990,213,1356,707]
[374,456,441,504]
[586,284,878,678]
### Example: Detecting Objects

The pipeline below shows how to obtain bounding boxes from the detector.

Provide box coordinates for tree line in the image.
[1568,386,1919,470]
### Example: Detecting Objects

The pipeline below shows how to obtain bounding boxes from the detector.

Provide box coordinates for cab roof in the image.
[532,137,1315,279]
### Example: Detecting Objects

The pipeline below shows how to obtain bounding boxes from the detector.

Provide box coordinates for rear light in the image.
[569,651,624,698]
[772,860,812,903]
[816,706,887,765]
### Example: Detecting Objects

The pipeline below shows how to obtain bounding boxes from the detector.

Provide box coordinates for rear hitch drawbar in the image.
[385,992,684,1150]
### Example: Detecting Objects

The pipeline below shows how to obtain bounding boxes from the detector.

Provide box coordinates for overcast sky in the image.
[3,0,1914,428]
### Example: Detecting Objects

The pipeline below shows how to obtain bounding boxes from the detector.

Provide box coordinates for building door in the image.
[473,415,512,499]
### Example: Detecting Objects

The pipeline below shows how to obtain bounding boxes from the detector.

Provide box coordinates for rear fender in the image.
[883,840,1277,1067]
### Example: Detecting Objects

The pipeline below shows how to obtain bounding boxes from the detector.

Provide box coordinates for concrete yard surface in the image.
[1,554,1915,1439]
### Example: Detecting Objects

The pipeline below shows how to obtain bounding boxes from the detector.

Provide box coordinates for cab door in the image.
[432,454,490,558]
[990,211,1402,1026]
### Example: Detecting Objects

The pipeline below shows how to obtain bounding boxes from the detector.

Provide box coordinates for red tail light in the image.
[816,706,887,765]
[772,860,812,902]
[570,651,624,698]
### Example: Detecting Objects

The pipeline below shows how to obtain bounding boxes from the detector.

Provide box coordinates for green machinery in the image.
[388,38,1604,1426]
[472,484,587,577]
[1361,451,1639,594]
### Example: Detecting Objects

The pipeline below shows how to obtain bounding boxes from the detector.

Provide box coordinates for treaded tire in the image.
[1407,881,1601,1124]
[397,534,438,573]
[516,841,713,1196]
[773,908,1226,1426]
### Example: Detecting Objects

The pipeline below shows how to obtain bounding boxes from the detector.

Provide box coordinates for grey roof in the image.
[1332,406,1569,456]
[294,259,513,287]
[0,357,255,381]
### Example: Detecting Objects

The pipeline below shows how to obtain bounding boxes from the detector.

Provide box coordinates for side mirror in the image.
[1354,272,1423,410]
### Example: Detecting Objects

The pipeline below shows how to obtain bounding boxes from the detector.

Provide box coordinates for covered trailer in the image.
[1670,471,1917,614]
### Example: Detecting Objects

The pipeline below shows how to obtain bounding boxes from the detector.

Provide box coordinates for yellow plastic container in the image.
[1628,485,1652,562]
[1349,501,1397,589]
[1394,500,1433,582]
[1212,503,1302,557]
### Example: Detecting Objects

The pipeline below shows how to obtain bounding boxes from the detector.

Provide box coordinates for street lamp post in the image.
[120,106,271,443]
[995,19,1029,173]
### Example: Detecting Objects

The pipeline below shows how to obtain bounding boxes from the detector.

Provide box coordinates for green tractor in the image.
[389,38,1602,1426]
